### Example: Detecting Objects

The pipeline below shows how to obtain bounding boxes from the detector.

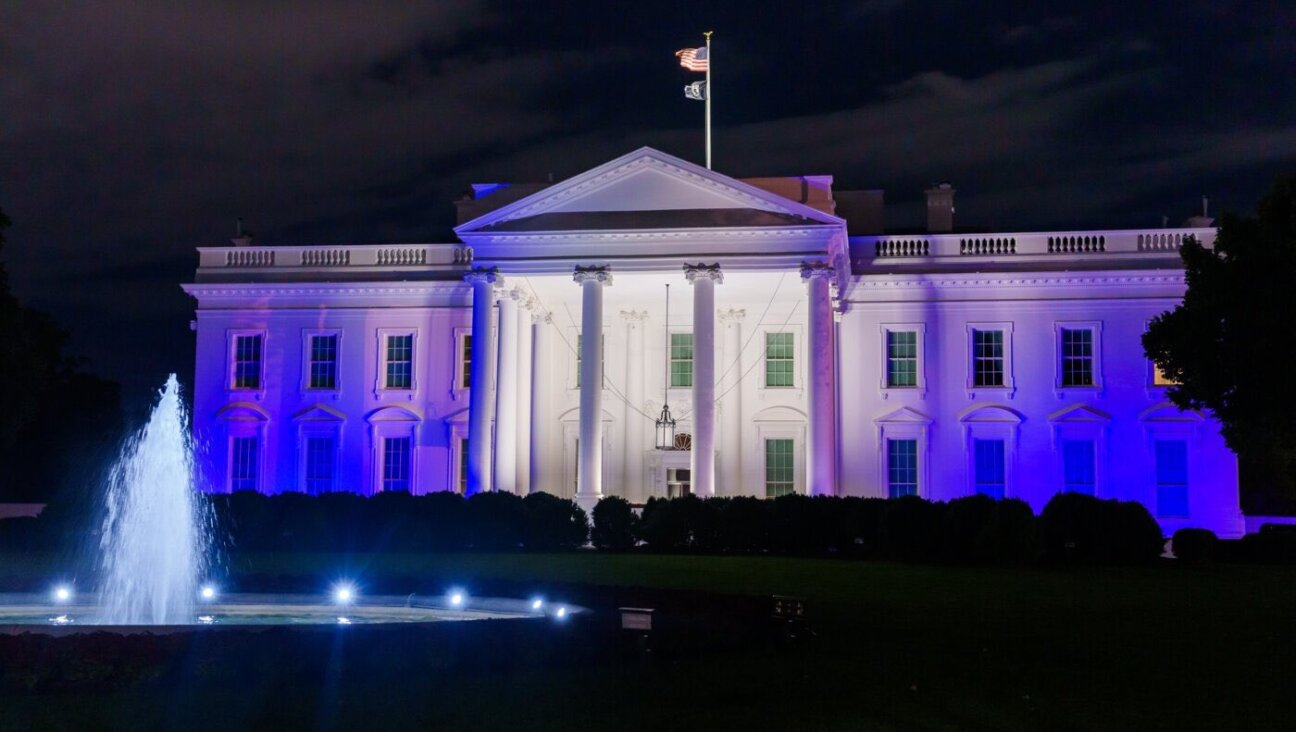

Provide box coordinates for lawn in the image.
[3,552,1295,730]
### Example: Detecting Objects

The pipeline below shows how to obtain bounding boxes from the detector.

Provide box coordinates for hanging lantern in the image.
[655,402,677,451]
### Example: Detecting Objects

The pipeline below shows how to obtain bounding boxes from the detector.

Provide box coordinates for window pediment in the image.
[216,402,270,422]
[874,406,933,425]
[292,404,346,422]
[1048,404,1111,423]
[752,405,807,423]
[959,404,1024,423]
[365,405,422,423]
[1139,401,1204,423]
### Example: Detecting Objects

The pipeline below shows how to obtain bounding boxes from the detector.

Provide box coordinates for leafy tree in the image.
[0,206,124,503]
[1144,178,1296,512]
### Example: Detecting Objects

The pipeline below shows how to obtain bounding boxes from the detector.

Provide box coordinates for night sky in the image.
[1,1,1293,407]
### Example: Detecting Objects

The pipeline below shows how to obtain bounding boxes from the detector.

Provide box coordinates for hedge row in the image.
[591,492,1164,564]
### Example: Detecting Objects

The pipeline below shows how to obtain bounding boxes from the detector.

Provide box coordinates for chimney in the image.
[925,182,955,233]
[1184,195,1215,228]
[231,217,255,247]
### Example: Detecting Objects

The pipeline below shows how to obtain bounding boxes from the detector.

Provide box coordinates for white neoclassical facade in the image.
[183,147,1245,537]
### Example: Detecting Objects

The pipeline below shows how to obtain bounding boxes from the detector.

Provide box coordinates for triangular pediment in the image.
[1048,404,1111,423]
[292,404,346,422]
[455,147,844,235]
[874,406,933,425]
[1139,401,1205,423]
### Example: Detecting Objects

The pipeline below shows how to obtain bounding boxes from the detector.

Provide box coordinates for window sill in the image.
[227,387,265,401]
[880,386,926,400]
[1054,385,1102,400]
[966,386,1016,400]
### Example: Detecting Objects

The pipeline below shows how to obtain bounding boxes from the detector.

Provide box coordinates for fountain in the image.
[97,374,205,625]
[0,375,563,631]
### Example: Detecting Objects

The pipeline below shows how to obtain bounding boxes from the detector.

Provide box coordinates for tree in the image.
[1144,178,1296,512]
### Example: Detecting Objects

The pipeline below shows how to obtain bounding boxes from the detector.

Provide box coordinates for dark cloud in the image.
[0,1,1293,403]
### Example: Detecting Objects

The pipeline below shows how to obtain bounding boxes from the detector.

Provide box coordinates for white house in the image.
[182,146,1245,537]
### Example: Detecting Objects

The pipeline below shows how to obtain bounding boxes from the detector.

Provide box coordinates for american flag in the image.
[676,46,708,72]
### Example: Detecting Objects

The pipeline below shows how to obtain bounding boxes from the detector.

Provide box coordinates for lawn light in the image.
[554,605,568,621]
[52,585,72,603]
[200,584,217,601]
[530,597,545,611]
[448,590,466,608]
[333,583,356,605]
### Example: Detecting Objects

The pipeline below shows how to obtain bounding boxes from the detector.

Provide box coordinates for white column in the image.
[516,296,535,495]
[574,266,611,512]
[621,309,649,503]
[802,262,838,496]
[718,307,746,497]
[529,310,552,495]
[493,291,520,493]
[685,263,721,498]
[464,267,501,495]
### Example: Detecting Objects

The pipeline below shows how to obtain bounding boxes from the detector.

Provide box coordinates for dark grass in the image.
[3,552,1295,730]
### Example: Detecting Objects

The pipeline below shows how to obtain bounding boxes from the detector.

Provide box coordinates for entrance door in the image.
[666,468,691,498]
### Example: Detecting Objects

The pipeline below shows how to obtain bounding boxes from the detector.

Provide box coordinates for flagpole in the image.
[704,30,712,170]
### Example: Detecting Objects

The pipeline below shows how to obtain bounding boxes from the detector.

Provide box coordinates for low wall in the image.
[0,504,45,520]
[1245,515,1296,534]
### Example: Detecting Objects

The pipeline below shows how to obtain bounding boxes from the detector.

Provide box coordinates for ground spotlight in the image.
[52,585,72,603]
[554,605,568,620]
[448,590,466,608]
[530,597,545,611]
[333,583,356,605]
[200,584,217,601]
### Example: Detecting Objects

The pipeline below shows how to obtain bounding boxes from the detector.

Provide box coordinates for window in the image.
[1062,439,1096,495]
[886,331,918,387]
[765,438,794,497]
[670,333,694,388]
[230,436,259,492]
[1152,363,1176,387]
[232,334,262,390]
[382,436,412,492]
[458,438,469,494]
[1060,328,1095,387]
[972,329,1004,387]
[308,334,338,390]
[765,332,794,387]
[887,438,918,498]
[460,334,473,389]
[304,436,336,495]
[385,334,413,389]
[575,333,606,388]
[973,439,1005,499]
[1155,440,1189,516]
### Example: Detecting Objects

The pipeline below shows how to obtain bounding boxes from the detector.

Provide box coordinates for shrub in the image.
[1172,528,1218,563]
[1040,493,1164,564]
[975,498,1039,564]
[880,495,945,561]
[590,496,636,550]
[840,497,888,558]
[941,494,997,562]
[636,495,703,551]
[1253,524,1296,564]
[522,493,588,550]
[767,494,822,554]
[464,492,527,550]
[715,496,769,553]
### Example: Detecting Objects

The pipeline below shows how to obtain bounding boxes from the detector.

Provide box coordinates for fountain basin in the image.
[0,593,570,635]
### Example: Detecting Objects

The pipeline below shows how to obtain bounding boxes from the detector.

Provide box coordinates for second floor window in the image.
[670,333,694,387]
[308,334,338,390]
[972,329,1004,387]
[233,334,262,390]
[385,334,413,389]
[1060,328,1095,387]
[765,333,794,387]
[886,331,917,387]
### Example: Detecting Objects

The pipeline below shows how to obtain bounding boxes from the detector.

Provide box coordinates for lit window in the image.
[308,335,338,390]
[973,438,1005,499]
[304,436,336,495]
[887,438,918,498]
[886,331,918,387]
[670,333,694,388]
[458,438,469,494]
[1155,440,1189,516]
[1060,328,1095,387]
[1152,363,1176,386]
[230,436,259,492]
[232,335,262,390]
[382,436,412,492]
[972,329,1004,387]
[1062,439,1096,495]
[460,334,473,389]
[385,334,413,389]
[765,439,794,497]
[765,333,794,387]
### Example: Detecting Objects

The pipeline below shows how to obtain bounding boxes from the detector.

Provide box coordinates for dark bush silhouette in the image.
[1041,493,1165,564]
[464,492,528,550]
[975,498,1039,564]
[522,492,588,550]
[590,496,636,550]
[881,495,946,561]
[1172,528,1218,563]
[941,494,997,561]
[715,496,769,553]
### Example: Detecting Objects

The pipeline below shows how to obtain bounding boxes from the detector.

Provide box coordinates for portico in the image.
[455,147,848,509]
